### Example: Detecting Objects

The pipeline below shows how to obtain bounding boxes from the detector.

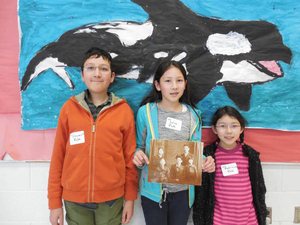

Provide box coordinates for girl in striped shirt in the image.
[193,106,268,225]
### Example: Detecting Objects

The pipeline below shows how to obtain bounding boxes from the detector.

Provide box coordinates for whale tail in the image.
[20,44,75,91]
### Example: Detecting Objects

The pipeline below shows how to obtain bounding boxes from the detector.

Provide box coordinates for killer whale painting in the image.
[19,0,299,130]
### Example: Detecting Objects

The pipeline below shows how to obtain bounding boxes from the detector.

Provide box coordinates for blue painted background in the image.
[18,0,300,130]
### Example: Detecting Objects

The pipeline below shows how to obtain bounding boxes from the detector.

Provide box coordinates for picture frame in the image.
[148,139,204,186]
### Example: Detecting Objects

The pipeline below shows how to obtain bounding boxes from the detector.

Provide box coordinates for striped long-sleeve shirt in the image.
[213,142,258,225]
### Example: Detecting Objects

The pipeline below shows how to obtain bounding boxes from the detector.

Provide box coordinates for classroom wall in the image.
[0,155,299,225]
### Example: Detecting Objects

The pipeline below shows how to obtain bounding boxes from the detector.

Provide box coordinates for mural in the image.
[19,0,299,131]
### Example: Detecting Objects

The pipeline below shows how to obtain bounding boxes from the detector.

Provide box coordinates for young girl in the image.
[193,106,268,225]
[133,61,215,225]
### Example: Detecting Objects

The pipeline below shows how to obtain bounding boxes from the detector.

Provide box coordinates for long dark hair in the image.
[140,60,201,123]
[211,106,249,156]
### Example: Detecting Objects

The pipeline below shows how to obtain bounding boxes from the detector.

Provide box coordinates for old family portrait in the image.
[148,139,204,185]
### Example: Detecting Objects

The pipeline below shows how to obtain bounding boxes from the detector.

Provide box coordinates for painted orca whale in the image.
[20,0,292,111]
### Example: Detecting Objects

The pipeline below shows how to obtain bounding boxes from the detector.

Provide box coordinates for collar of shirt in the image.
[84,90,112,121]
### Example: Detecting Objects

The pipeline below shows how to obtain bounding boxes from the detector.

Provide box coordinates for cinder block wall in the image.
[0,159,299,225]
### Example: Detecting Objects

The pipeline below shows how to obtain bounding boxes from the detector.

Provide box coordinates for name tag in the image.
[221,163,239,176]
[70,131,85,145]
[165,117,182,131]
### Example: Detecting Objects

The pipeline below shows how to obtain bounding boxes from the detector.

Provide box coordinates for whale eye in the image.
[206,31,252,56]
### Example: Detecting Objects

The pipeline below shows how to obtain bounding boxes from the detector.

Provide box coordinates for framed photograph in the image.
[148,139,204,186]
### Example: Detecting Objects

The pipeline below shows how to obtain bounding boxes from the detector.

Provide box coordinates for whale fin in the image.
[223,82,252,111]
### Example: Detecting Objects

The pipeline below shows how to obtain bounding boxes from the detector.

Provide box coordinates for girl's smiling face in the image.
[154,66,187,106]
[212,114,244,150]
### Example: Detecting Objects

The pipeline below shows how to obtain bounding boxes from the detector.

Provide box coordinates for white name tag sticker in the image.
[165,117,182,131]
[221,163,239,176]
[70,131,85,146]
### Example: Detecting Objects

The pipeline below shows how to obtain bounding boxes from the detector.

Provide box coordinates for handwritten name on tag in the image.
[221,163,239,176]
[70,131,85,145]
[165,117,182,131]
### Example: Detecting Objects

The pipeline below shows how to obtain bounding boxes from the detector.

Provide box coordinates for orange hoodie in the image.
[48,92,138,209]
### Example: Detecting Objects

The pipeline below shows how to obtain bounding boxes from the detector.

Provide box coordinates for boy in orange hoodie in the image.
[48,47,138,225]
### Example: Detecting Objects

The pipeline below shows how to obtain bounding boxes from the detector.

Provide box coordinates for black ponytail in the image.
[239,131,249,157]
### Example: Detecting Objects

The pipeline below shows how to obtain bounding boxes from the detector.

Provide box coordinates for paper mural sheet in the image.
[18,0,299,131]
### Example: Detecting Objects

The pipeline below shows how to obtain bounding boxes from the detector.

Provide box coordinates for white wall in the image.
[0,155,299,225]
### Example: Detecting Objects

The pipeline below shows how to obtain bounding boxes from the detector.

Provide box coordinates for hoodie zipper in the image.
[87,117,94,202]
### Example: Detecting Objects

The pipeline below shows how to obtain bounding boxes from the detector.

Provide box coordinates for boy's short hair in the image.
[81,47,113,72]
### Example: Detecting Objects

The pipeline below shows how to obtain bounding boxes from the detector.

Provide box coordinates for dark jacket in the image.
[193,142,268,225]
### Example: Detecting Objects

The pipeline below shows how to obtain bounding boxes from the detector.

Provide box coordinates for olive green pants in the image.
[64,197,123,225]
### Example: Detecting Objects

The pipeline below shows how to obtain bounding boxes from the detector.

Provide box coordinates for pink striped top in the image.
[213,143,258,225]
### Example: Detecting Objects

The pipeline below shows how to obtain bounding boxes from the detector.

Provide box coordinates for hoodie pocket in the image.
[63,157,89,192]
[94,155,123,191]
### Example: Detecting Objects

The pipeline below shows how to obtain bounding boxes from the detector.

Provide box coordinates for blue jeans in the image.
[141,190,191,225]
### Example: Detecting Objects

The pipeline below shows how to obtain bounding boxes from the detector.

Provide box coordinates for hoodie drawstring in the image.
[159,187,169,208]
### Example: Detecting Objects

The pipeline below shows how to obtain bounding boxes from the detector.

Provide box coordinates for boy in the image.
[48,47,138,225]
[180,145,193,166]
